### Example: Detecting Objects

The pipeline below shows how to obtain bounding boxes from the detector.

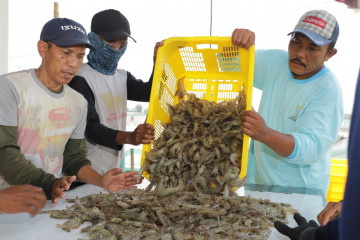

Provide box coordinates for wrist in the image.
[78,165,102,187]
[258,126,273,144]
[47,179,58,200]
[116,131,131,145]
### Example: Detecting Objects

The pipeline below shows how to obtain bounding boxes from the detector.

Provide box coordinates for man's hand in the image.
[116,124,155,146]
[130,123,155,145]
[274,213,321,240]
[317,201,342,225]
[51,176,76,206]
[241,109,270,142]
[101,168,143,191]
[241,108,295,157]
[153,40,165,64]
[231,28,255,49]
[0,184,47,217]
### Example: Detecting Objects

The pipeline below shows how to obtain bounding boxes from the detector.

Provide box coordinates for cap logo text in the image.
[60,25,86,35]
[303,16,327,29]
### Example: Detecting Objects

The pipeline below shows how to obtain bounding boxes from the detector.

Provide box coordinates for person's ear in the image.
[325,48,337,61]
[37,40,48,58]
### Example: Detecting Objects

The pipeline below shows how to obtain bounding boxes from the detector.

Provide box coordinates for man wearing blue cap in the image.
[0,17,141,208]
[231,10,343,196]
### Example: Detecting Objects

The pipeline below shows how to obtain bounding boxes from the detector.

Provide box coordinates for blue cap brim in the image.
[51,38,96,51]
[288,29,332,47]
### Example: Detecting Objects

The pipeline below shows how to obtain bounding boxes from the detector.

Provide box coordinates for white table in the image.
[0,181,326,240]
[244,184,327,239]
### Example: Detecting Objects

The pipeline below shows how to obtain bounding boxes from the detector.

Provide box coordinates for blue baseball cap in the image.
[40,18,95,51]
[288,10,339,47]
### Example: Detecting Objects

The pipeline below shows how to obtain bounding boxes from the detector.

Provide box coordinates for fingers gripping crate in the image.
[141,36,255,181]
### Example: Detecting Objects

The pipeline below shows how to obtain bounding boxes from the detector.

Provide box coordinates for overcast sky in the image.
[8,0,360,113]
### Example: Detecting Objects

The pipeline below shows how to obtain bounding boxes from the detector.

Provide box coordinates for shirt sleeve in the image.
[62,138,91,177]
[70,100,87,139]
[0,126,57,200]
[0,76,20,126]
[68,76,121,150]
[126,69,154,102]
[286,83,343,165]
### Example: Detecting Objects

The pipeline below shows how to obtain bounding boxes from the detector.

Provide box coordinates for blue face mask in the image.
[87,32,127,75]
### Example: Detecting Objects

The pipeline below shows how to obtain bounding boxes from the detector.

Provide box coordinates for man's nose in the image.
[67,55,81,67]
[295,45,306,58]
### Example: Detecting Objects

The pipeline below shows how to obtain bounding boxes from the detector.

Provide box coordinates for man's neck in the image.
[35,67,63,92]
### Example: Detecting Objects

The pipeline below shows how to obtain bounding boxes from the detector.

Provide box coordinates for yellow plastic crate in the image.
[141,36,255,181]
[327,158,348,202]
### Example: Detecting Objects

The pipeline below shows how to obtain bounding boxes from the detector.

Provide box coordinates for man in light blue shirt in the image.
[231,10,344,195]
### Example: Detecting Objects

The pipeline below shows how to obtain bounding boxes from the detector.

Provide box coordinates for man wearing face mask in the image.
[69,9,162,174]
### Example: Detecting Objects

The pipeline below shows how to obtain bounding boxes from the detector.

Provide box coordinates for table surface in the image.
[0,180,327,240]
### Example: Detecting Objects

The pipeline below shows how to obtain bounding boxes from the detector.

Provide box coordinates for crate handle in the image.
[196,44,218,50]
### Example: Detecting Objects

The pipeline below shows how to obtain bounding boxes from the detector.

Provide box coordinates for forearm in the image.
[0,126,56,199]
[259,128,295,157]
[62,138,92,177]
[0,149,56,199]
[63,138,110,190]
[85,120,121,150]
[242,110,295,157]
[115,130,133,145]
[77,165,103,188]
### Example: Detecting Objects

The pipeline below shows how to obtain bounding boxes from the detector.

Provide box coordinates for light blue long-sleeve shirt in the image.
[247,49,344,194]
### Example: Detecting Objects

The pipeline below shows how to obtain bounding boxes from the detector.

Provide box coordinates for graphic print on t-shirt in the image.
[102,92,127,123]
